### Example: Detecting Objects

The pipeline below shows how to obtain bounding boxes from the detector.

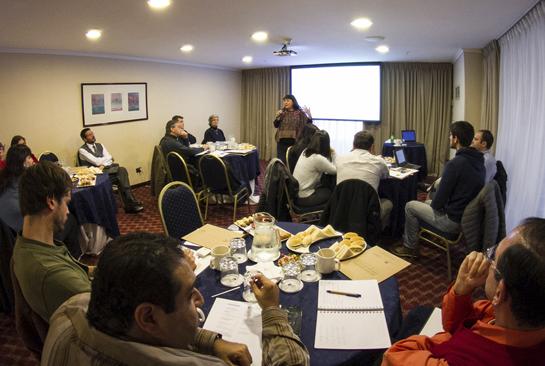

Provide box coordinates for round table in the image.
[196,222,403,366]
[382,143,428,181]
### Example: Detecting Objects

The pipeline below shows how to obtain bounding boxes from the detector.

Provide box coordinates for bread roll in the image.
[343,232,358,240]
[302,235,313,247]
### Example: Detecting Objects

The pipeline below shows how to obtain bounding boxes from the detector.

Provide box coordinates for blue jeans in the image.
[403,200,461,249]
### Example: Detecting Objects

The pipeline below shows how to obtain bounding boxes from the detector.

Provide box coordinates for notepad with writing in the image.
[314,280,391,350]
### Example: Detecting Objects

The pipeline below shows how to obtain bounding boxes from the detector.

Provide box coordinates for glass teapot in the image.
[251,212,281,262]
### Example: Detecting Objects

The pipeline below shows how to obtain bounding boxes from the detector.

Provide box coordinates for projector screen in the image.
[291,64,381,122]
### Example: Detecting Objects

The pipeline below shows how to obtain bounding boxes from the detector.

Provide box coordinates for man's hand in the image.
[453,251,491,296]
[202,144,209,150]
[251,274,279,309]
[99,165,105,171]
[183,248,197,271]
[180,130,188,139]
[213,338,252,366]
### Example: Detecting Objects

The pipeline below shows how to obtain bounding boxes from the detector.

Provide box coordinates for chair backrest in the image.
[0,218,16,314]
[158,182,204,239]
[318,179,381,246]
[285,146,292,173]
[167,152,192,188]
[10,257,49,361]
[198,154,234,195]
[38,151,58,163]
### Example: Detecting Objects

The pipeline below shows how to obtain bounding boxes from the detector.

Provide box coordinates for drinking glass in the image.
[220,256,243,287]
[300,253,321,282]
[242,270,263,302]
[230,238,247,263]
[279,261,303,293]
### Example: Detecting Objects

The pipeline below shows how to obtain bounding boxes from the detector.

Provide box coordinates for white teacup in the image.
[210,245,230,270]
[394,139,402,146]
[317,248,341,274]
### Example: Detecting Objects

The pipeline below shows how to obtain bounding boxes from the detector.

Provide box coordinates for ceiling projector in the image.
[273,39,297,56]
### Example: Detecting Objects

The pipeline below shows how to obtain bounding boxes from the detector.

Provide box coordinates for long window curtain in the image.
[378,63,453,176]
[480,40,501,155]
[240,67,290,160]
[497,0,545,231]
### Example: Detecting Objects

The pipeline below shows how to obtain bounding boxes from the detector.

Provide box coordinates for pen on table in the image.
[326,290,361,298]
[211,286,241,298]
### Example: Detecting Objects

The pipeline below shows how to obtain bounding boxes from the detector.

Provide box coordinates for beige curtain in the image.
[480,40,500,155]
[374,63,453,176]
[240,67,290,160]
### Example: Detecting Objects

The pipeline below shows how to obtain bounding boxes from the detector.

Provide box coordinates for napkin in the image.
[245,261,283,283]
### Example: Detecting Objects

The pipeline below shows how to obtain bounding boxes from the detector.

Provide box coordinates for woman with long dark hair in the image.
[0,145,35,232]
[288,123,318,172]
[274,94,312,164]
[292,130,336,207]
[11,135,39,163]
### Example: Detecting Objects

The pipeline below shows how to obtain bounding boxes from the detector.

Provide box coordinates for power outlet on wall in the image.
[136,167,142,174]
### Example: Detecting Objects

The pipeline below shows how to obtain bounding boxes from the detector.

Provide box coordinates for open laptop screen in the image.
[395,149,406,165]
[402,130,416,142]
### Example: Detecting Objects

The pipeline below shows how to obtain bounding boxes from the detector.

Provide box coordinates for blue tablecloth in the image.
[69,173,120,238]
[382,143,428,181]
[379,174,418,234]
[223,150,261,195]
[197,222,402,366]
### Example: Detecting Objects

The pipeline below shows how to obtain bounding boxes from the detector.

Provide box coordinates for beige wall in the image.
[0,53,242,183]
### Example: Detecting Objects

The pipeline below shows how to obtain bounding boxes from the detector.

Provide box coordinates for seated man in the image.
[336,130,393,229]
[172,115,197,146]
[392,121,485,257]
[42,232,310,366]
[383,217,545,365]
[79,128,143,214]
[472,129,497,183]
[160,119,207,186]
[13,162,94,323]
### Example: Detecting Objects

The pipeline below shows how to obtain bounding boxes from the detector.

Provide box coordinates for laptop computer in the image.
[393,148,421,170]
[401,130,418,145]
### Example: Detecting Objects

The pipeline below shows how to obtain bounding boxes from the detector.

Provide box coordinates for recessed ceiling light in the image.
[251,32,268,41]
[242,56,253,62]
[148,0,170,7]
[376,45,389,53]
[180,45,193,52]
[351,19,373,28]
[365,36,385,42]
[85,29,101,38]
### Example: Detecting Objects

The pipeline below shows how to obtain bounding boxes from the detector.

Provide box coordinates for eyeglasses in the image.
[485,245,500,275]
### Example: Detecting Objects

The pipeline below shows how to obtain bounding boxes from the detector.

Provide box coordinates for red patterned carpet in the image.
[0,161,486,365]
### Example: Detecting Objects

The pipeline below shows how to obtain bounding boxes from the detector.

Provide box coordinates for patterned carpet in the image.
[0,161,486,365]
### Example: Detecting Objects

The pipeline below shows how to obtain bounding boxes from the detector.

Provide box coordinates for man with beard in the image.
[12,162,94,323]
[391,121,485,257]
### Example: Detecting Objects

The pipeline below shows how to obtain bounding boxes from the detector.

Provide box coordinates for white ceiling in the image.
[0,0,537,70]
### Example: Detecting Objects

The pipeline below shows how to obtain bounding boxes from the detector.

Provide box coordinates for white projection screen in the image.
[291,64,381,122]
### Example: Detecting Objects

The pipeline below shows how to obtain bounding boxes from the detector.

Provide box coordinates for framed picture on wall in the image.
[81,83,148,126]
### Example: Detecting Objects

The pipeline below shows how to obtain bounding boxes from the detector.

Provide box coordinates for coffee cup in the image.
[317,248,341,274]
[210,245,230,270]
[394,139,401,146]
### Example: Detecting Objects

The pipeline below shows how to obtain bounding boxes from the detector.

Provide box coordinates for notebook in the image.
[394,148,421,170]
[314,280,391,350]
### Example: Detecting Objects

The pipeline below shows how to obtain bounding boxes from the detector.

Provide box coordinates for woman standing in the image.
[292,131,336,207]
[274,94,311,164]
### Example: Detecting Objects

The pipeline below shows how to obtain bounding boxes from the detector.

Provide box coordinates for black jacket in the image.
[319,179,381,246]
[256,159,293,222]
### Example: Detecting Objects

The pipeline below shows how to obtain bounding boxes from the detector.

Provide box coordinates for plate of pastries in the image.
[286,225,342,253]
[328,232,367,260]
[235,216,292,241]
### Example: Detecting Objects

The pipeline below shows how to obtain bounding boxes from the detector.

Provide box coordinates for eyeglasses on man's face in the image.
[485,245,500,275]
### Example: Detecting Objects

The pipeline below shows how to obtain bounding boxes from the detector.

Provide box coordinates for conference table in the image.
[382,143,428,181]
[196,222,403,366]
[378,173,419,234]
[69,172,120,254]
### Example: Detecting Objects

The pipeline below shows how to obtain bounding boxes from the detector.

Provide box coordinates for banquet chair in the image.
[318,179,381,246]
[38,151,58,163]
[166,151,209,219]
[158,182,204,239]
[285,146,292,173]
[283,171,325,223]
[199,154,250,222]
[10,258,49,361]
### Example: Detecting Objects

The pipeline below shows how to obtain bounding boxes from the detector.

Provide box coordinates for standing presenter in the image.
[274,94,312,164]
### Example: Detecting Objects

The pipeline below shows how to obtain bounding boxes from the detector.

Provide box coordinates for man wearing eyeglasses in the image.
[383,217,545,365]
